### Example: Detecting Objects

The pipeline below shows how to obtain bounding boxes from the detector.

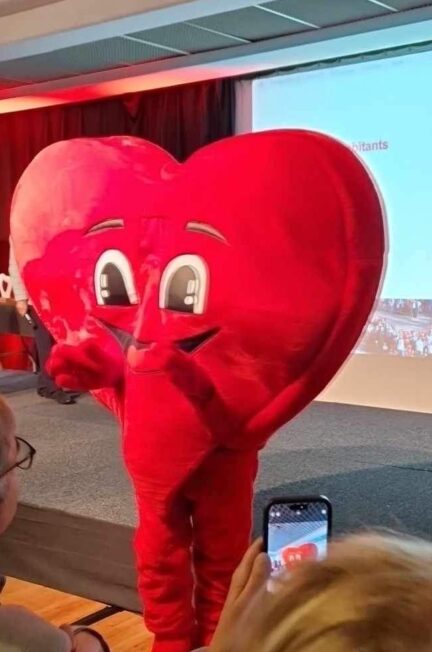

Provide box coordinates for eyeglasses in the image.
[0,437,36,479]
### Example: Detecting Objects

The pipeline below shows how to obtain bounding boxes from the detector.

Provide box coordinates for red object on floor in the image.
[0,334,32,370]
[11,131,386,651]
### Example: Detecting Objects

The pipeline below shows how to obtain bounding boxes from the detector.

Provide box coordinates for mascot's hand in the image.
[46,338,124,391]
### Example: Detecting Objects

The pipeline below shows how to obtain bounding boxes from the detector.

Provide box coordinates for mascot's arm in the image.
[47,338,124,392]
[161,344,241,444]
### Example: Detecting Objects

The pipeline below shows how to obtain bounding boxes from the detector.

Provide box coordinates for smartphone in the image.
[264,496,332,576]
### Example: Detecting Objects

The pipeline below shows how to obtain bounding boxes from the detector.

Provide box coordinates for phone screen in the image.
[266,499,330,576]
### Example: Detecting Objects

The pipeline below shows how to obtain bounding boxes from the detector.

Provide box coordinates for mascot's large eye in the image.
[159,255,208,314]
[95,250,138,306]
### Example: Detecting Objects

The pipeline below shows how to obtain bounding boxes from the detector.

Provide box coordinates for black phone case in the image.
[263,495,332,552]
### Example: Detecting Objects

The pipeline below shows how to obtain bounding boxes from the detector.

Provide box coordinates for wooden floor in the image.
[2,577,154,652]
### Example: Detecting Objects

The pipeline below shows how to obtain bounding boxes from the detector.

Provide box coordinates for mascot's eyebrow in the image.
[86,218,124,235]
[186,221,227,243]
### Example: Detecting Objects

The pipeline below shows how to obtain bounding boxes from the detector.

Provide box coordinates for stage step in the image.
[0,503,140,612]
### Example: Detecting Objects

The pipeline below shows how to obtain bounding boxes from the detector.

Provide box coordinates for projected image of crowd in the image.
[359,299,432,356]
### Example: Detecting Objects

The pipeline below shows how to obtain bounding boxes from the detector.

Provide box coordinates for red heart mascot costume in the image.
[10,131,385,652]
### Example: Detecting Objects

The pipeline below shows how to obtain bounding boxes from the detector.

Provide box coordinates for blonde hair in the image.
[238,533,432,652]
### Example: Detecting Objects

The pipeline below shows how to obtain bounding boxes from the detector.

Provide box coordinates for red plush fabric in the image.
[10,131,385,650]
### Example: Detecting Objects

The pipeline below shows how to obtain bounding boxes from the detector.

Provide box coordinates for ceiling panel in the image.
[1,0,431,92]
[263,0,389,27]
[0,37,176,82]
[385,0,432,8]
[129,22,242,53]
[0,0,62,18]
[191,6,307,41]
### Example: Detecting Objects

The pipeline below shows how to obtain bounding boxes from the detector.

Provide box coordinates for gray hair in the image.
[0,397,16,500]
[0,606,71,652]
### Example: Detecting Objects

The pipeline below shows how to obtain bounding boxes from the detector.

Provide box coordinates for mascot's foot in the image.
[151,637,194,652]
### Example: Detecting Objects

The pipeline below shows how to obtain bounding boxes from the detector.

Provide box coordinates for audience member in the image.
[208,532,432,652]
[8,242,75,404]
[0,396,108,651]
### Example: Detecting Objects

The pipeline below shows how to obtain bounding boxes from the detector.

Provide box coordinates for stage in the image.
[1,374,432,610]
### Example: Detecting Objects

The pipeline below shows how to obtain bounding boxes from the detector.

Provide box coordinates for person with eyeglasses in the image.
[0,396,110,652]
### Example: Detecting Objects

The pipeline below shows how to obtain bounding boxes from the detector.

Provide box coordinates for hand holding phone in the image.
[209,539,270,652]
[264,496,332,576]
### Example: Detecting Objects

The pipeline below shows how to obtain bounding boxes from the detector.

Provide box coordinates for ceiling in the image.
[0,0,431,110]
[0,0,61,18]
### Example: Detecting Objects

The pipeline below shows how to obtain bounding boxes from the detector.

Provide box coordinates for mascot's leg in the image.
[186,448,259,646]
[123,373,215,652]
[133,487,196,652]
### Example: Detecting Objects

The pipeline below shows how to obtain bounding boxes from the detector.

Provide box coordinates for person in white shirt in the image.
[416,337,424,356]
[8,243,75,404]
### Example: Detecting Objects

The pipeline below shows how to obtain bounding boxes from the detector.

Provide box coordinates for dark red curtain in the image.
[0,78,235,270]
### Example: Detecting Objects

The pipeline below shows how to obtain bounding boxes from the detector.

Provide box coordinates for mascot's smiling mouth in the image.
[173,328,220,353]
[99,320,220,354]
